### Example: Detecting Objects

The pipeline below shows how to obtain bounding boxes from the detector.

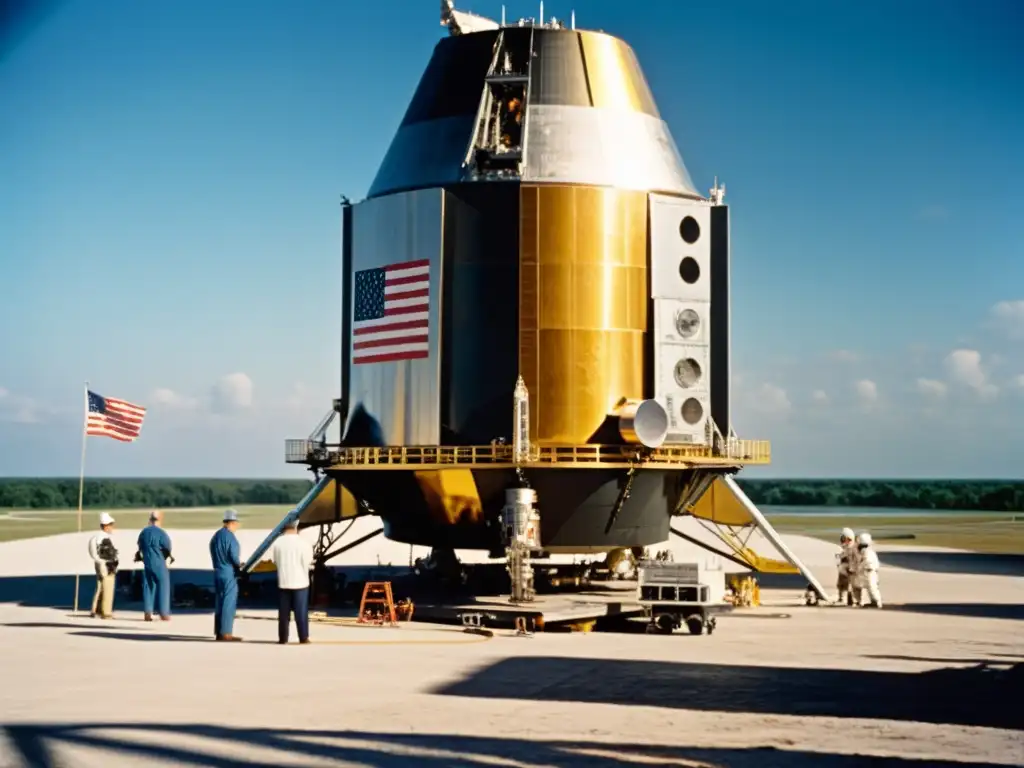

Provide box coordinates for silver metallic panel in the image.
[367,116,476,199]
[530,30,592,107]
[522,105,700,197]
[348,189,444,445]
[650,193,713,445]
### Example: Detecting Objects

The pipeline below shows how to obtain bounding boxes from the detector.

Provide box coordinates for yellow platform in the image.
[285,440,770,471]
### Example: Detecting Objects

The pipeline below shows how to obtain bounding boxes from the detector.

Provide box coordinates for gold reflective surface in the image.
[685,478,797,574]
[686,476,755,527]
[299,479,359,526]
[520,185,648,445]
[415,469,485,525]
[579,31,659,116]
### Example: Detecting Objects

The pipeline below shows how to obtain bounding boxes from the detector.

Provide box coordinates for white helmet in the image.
[840,527,854,541]
[99,512,115,526]
[856,531,872,546]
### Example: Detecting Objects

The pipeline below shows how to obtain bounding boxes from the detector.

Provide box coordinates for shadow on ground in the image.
[877,551,1024,577]
[863,653,1024,665]
[0,572,281,611]
[0,572,206,609]
[888,603,1024,621]
[0,724,1012,768]
[432,657,1024,731]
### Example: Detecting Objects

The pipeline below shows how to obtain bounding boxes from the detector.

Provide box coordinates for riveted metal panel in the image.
[519,184,648,446]
[522,105,700,197]
[347,189,444,445]
[441,184,521,445]
[529,29,592,107]
[400,31,499,126]
[368,116,477,199]
[578,30,658,116]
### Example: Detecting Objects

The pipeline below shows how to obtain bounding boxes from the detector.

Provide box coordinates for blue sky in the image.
[1,0,1021,479]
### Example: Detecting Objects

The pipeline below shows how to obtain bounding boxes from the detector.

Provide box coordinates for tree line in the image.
[0,478,314,511]
[0,477,1021,512]
[735,479,1024,512]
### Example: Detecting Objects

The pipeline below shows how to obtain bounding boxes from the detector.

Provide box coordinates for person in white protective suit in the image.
[835,527,856,605]
[855,531,882,608]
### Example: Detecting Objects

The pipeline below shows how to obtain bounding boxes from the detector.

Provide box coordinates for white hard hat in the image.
[99,512,115,526]
[856,532,872,546]
[840,527,854,540]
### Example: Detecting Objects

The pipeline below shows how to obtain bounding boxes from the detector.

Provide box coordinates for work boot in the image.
[159,615,171,621]
[216,634,242,642]
[144,613,153,621]
[299,638,311,645]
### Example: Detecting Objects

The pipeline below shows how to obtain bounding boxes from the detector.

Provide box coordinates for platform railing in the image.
[284,439,771,468]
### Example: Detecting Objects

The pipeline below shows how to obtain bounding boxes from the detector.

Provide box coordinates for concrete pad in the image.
[0,514,847,579]
[0,523,1022,767]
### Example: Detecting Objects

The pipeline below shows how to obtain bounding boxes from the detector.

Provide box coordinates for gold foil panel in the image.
[298,479,359,526]
[579,31,659,116]
[415,469,485,526]
[520,185,648,444]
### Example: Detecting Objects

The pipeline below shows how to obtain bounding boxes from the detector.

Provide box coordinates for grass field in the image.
[768,513,1024,554]
[0,506,1022,554]
[0,506,293,543]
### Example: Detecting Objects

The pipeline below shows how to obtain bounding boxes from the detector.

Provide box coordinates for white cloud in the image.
[150,387,199,410]
[209,372,254,413]
[990,300,1024,340]
[915,378,947,399]
[854,379,878,404]
[944,349,985,388]
[943,349,999,400]
[0,388,45,424]
[1013,374,1024,391]
[829,350,859,363]
[811,389,828,404]
[747,383,792,414]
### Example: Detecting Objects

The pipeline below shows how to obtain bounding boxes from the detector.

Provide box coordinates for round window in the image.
[674,309,700,339]
[679,256,700,284]
[679,216,700,244]
[681,398,704,425]
[673,358,702,389]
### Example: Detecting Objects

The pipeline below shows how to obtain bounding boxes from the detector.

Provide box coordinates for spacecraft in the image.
[244,3,827,601]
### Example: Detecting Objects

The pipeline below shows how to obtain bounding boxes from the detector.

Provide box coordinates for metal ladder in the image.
[462,28,534,179]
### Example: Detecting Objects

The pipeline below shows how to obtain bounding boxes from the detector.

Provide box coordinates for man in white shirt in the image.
[87,512,119,618]
[271,518,313,644]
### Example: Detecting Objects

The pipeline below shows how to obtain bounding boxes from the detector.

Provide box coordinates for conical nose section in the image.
[368,27,699,200]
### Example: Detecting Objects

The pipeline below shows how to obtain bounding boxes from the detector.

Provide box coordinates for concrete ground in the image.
[0,528,1022,767]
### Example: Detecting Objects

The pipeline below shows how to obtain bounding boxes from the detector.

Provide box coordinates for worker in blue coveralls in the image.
[136,510,173,621]
[209,508,243,642]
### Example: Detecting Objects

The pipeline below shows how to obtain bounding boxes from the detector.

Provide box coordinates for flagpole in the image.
[73,381,89,614]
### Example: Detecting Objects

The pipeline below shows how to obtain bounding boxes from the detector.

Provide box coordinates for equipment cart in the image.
[637,560,732,635]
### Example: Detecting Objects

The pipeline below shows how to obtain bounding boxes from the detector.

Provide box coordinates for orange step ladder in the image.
[357,581,398,626]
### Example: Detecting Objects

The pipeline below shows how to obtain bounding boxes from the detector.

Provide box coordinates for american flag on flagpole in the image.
[86,390,146,442]
[352,258,431,364]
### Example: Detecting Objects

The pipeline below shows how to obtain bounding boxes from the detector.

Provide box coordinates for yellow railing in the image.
[285,439,771,468]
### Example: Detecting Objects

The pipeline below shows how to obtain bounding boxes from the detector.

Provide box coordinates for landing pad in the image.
[411,590,647,629]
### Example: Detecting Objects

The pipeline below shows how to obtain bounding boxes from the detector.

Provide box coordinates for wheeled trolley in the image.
[637,560,732,635]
